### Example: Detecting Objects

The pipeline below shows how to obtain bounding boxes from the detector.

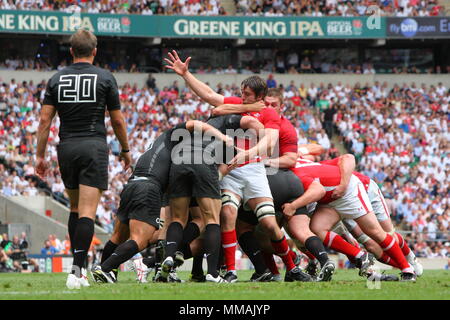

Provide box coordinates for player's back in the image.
[291,158,341,186]
[132,123,187,190]
[44,62,119,141]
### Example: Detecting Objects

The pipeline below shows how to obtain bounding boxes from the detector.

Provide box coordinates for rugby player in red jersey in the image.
[319,157,423,277]
[282,158,417,281]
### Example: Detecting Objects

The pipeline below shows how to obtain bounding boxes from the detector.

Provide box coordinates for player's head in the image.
[69,29,97,61]
[265,88,284,114]
[240,76,267,104]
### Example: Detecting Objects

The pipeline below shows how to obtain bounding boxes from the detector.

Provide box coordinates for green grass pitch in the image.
[0,270,448,300]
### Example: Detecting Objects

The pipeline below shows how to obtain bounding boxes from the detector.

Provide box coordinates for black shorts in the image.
[161,193,169,207]
[168,163,220,199]
[117,180,162,229]
[267,169,309,216]
[57,137,109,190]
[237,208,286,226]
[237,207,258,226]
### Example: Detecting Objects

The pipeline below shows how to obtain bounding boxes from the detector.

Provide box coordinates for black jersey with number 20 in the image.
[43,62,121,141]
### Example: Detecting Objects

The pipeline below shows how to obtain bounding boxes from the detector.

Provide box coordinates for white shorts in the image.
[368,179,390,222]
[325,175,373,220]
[220,161,273,206]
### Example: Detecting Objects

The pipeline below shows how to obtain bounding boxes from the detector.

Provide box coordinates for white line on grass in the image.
[0,290,79,295]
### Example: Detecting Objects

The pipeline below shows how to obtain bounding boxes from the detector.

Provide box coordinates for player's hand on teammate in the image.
[281,203,296,220]
[119,151,132,172]
[35,156,49,180]
[164,50,191,76]
[331,184,347,199]
[229,149,250,168]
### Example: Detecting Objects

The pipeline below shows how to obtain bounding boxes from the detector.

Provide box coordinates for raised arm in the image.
[165,50,224,107]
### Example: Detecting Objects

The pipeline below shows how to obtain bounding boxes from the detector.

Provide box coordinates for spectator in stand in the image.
[266,74,277,88]
[300,56,313,73]
[41,240,58,256]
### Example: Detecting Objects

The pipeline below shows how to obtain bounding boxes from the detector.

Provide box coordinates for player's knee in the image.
[220,205,237,222]
[254,201,275,221]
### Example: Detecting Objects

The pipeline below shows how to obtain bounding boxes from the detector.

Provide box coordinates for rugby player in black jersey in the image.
[36,30,131,289]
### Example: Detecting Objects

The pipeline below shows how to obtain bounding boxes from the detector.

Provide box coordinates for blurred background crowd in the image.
[0,0,445,17]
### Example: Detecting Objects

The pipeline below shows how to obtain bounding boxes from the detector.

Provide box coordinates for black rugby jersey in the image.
[131,123,187,190]
[43,62,120,141]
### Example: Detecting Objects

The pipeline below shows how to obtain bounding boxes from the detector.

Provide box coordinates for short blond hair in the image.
[267,88,284,105]
[70,29,97,58]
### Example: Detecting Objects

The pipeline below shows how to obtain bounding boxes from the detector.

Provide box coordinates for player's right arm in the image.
[211,101,265,116]
[282,179,325,220]
[186,120,233,147]
[298,143,325,157]
[165,50,224,107]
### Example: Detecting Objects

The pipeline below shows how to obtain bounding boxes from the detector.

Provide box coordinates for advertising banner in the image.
[387,17,450,38]
[0,10,386,39]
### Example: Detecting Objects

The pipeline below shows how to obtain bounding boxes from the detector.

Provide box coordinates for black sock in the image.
[68,212,78,255]
[71,217,94,277]
[191,254,204,276]
[238,231,267,274]
[154,240,165,269]
[143,257,156,268]
[164,222,183,259]
[216,247,224,271]
[203,224,221,277]
[181,243,193,260]
[305,236,329,267]
[181,222,200,248]
[102,240,139,273]
[101,240,119,264]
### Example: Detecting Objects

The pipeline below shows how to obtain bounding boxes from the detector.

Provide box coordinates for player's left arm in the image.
[211,101,265,116]
[36,104,57,179]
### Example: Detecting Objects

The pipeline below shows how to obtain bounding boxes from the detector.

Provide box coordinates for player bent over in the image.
[92,120,232,283]
[284,158,417,281]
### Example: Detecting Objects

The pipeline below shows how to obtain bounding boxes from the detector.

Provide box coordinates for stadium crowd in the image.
[235,0,444,17]
[0,231,103,272]
[0,0,445,16]
[0,0,227,15]
[1,54,446,75]
[0,75,448,259]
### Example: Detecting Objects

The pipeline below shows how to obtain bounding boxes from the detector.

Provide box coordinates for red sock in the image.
[271,237,296,271]
[262,251,279,275]
[378,252,401,269]
[396,232,411,256]
[221,230,237,271]
[379,234,412,273]
[289,249,298,264]
[324,231,363,259]
[303,250,316,261]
